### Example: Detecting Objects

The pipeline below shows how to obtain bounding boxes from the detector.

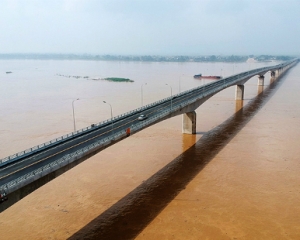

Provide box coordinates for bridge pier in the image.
[182,111,196,134]
[270,71,276,82]
[271,71,276,78]
[258,75,264,86]
[275,69,280,78]
[257,85,264,95]
[235,85,244,100]
[235,100,244,112]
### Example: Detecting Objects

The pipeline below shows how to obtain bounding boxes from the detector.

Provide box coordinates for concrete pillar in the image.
[235,100,244,112]
[258,75,264,86]
[271,71,275,77]
[182,111,196,134]
[235,85,244,100]
[257,85,264,95]
[182,134,196,152]
[270,71,276,83]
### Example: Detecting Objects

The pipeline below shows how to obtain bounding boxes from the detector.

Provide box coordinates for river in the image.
[0,60,299,239]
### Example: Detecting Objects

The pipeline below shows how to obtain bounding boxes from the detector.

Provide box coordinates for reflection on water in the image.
[182,133,196,152]
[257,85,264,95]
[69,66,284,240]
[235,100,244,112]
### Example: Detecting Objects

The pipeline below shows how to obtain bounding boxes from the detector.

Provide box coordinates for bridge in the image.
[0,59,298,211]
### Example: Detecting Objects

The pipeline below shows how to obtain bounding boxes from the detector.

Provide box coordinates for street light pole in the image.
[103,101,114,133]
[221,68,225,86]
[166,84,173,110]
[141,83,147,107]
[72,98,80,132]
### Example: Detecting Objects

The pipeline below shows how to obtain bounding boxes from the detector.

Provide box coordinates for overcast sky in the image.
[1,0,299,56]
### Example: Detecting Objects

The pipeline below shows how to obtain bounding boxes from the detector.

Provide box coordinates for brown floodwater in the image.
[0,60,299,239]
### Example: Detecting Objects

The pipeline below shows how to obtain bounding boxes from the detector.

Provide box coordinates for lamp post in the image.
[72,98,80,132]
[166,84,173,110]
[103,101,114,132]
[141,83,147,107]
[221,68,225,86]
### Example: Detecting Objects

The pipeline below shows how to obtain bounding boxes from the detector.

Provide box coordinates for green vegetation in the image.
[56,74,134,83]
[103,77,134,82]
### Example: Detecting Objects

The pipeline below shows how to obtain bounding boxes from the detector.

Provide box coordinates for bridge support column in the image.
[182,111,196,134]
[235,100,244,112]
[235,85,244,100]
[257,85,264,95]
[258,75,264,86]
[270,71,276,82]
[271,71,275,77]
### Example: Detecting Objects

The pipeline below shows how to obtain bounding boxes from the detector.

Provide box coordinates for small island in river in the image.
[102,77,134,82]
[57,74,134,82]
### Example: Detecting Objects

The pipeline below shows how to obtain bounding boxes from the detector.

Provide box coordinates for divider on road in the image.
[0,59,297,168]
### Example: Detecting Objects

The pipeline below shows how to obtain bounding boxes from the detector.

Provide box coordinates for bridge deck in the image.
[0,59,298,210]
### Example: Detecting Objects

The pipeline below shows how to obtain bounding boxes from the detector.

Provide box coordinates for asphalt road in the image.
[0,87,202,187]
[1,60,295,189]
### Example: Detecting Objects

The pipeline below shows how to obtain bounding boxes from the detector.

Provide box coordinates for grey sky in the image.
[1,0,299,55]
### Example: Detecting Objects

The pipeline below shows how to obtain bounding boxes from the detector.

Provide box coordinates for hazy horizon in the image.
[1,0,300,56]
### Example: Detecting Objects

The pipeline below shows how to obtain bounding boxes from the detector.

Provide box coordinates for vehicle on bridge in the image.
[138,114,147,121]
[0,191,7,203]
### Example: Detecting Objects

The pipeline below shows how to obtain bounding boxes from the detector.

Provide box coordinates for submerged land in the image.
[103,77,134,82]
[56,74,134,82]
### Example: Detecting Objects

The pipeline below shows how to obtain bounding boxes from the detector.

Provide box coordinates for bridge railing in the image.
[0,104,175,193]
[1,59,298,192]
[0,87,187,167]
[0,59,297,167]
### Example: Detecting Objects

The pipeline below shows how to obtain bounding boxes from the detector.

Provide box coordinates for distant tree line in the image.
[0,53,295,62]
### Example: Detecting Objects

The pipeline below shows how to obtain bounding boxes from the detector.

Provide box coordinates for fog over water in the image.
[0,60,299,239]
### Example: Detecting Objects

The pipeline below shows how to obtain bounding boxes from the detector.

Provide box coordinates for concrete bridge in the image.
[0,59,298,211]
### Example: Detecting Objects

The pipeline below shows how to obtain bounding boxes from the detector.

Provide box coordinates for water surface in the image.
[1,60,297,239]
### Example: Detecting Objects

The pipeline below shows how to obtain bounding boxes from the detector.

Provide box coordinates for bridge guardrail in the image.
[0,59,297,168]
[0,88,186,167]
[0,59,298,193]
[0,105,174,193]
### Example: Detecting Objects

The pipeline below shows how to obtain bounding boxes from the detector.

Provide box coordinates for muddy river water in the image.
[0,60,299,239]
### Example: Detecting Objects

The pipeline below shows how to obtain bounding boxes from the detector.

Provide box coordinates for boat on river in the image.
[193,74,202,79]
[200,75,222,80]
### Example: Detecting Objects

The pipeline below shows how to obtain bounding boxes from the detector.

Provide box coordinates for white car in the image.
[138,114,147,121]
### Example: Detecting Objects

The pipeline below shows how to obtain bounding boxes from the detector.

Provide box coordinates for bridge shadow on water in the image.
[69,75,286,240]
